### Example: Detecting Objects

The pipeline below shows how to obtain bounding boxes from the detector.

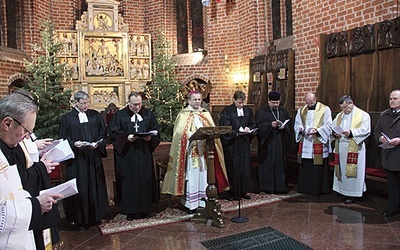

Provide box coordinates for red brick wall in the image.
[292,0,397,108]
[0,0,398,110]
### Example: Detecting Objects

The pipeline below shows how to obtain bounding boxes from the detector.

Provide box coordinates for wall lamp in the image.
[233,73,248,90]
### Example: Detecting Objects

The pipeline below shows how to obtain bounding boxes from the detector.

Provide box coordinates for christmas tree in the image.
[25,18,72,139]
[145,30,183,141]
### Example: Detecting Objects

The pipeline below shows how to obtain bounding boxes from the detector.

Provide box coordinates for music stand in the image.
[189,126,232,228]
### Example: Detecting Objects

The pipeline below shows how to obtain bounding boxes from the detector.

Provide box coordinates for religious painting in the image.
[56,31,78,56]
[80,32,129,81]
[90,84,123,108]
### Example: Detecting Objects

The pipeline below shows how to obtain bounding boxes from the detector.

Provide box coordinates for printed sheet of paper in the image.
[40,178,78,200]
[42,139,74,162]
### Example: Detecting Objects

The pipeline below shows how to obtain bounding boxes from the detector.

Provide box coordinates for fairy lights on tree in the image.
[145,30,184,141]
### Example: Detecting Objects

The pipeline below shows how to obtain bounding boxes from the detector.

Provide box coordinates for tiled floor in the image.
[53,143,400,249]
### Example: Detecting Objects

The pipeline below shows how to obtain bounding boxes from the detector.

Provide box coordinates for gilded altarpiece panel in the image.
[55,0,152,109]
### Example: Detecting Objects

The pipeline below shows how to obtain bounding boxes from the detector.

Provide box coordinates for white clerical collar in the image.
[131,113,143,122]
[237,108,244,117]
[75,107,88,123]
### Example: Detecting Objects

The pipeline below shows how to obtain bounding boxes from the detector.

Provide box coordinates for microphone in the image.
[219,113,240,127]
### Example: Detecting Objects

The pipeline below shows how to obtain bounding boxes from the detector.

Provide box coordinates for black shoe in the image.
[127,214,135,221]
[242,194,251,200]
[227,196,234,201]
[188,209,196,214]
[344,199,354,204]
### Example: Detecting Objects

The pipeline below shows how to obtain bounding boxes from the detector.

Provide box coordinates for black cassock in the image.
[108,106,160,215]
[219,103,256,197]
[0,140,61,250]
[255,105,292,193]
[58,109,109,226]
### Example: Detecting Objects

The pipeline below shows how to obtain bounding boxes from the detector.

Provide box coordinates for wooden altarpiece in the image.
[56,0,152,109]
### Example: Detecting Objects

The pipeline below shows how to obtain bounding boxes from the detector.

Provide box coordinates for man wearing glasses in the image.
[0,91,62,249]
[58,91,109,229]
[332,95,371,204]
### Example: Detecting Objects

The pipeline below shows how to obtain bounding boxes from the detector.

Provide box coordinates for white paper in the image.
[38,139,62,155]
[43,139,74,162]
[80,138,104,148]
[40,178,78,200]
[239,127,258,134]
[381,132,391,142]
[379,142,395,149]
[379,132,394,149]
[332,126,344,135]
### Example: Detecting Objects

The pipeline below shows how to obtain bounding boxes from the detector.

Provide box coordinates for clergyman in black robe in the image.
[58,91,109,228]
[255,91,292,194]
[219,91,257,200]
[108,92,160,220]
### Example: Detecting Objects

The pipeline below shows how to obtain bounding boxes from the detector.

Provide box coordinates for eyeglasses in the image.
[12,118,33,137]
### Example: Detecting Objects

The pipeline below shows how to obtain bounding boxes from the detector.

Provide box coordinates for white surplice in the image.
[0,150,36,250]
[180,106,207,210]
[294,105,332,158]
[332,106,371,197]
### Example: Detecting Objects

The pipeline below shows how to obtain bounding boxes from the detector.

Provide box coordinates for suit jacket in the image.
[374,108,400,171]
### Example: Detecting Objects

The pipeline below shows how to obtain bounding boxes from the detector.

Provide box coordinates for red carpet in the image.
[98,191,302,235]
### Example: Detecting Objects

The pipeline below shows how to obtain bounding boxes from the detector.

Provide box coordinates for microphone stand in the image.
[231,170,248,223]
[221,113,248,223]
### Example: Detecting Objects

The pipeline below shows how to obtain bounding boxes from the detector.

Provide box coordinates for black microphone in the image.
[219,113,240,127]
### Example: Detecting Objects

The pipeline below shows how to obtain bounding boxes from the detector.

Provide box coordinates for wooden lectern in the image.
[189,126,232,228]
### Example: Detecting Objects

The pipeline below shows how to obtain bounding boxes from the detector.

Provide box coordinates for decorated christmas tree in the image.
[145,30,183,141]
[25,18,72,139]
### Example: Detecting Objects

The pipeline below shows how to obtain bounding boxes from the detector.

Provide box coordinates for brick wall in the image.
[292,0,397,109]
[0,0,398,110]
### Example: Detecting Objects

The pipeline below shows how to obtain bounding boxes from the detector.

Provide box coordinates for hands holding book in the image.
[127,130,158,142]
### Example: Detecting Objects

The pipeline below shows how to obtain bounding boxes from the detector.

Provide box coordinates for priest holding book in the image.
[58,91,109,229]
[108,91,161,220]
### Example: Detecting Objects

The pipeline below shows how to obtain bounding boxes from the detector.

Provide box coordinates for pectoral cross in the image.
[133,114,139,132]
[134,122,139,132]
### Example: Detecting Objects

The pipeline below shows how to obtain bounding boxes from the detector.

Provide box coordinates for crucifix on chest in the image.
[134,121,139,132]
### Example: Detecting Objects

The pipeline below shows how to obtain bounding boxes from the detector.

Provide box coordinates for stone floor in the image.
[52,143,400,250]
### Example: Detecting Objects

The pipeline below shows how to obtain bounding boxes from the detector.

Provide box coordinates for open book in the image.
[277,119,290,128]
[80,138,104,147]
[42,139,74,162]
[133,130,158,137]
[40,178,78,201]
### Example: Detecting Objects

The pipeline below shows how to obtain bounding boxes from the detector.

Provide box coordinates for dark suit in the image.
[374,109,400,214]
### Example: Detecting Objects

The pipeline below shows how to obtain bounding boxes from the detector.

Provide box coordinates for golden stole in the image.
[297,102,326,165]
[333,108,363,178]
